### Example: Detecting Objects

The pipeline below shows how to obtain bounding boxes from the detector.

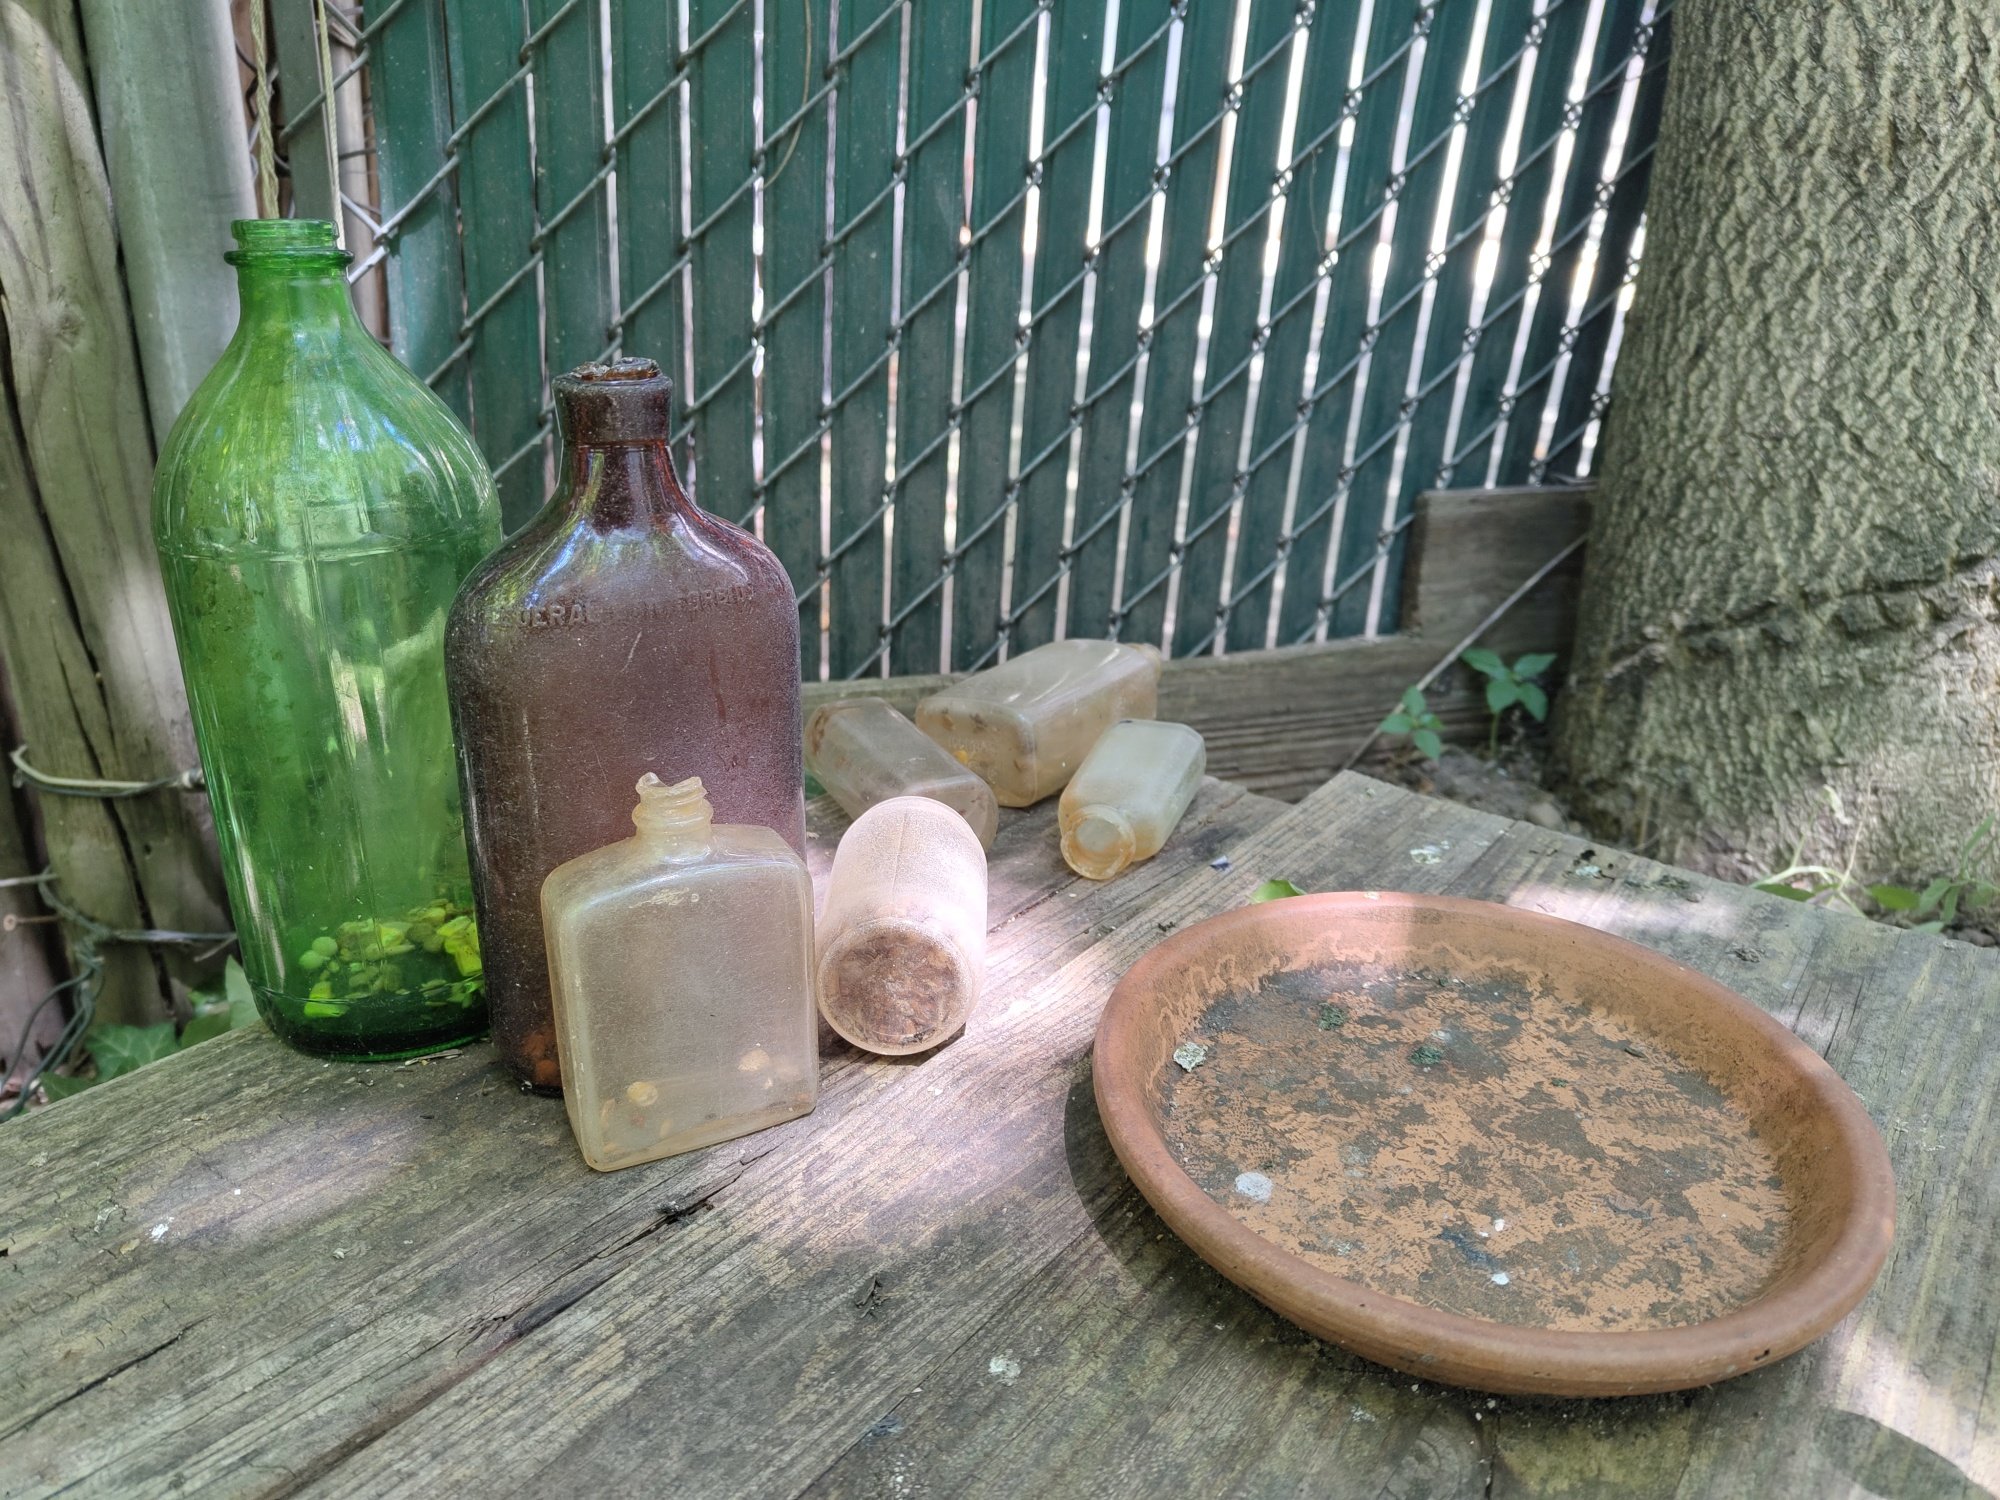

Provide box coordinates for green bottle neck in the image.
[226,218,363,341]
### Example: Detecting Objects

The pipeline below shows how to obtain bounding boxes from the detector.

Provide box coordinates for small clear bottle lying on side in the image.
[542,775,817,1171]
[1058,720,1206,881]
[915,639,1164,807]
[806,696,1000,849]
[817,797,987,1055]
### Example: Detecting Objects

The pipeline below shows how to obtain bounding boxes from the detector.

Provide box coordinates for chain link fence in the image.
[256,0,1670,678]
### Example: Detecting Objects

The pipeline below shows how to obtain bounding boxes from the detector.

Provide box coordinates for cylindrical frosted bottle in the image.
[1058,719,1206,880]
[817,797,987,1055]
[806,696,999,849]
[542,776,817,1171]
[153,219,501,1060]
[445,358,805,1090]
[915,639,1164,806]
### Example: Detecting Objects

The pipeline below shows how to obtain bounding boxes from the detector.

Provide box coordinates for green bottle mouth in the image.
[226,217,352,268]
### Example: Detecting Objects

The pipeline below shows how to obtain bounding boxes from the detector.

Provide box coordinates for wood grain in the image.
[2,773,1990,1500]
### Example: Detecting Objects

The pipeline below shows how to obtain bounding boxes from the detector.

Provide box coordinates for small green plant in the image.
[1249,878,1305,902]
[39,957,262,1102]
[1865,816,1999,934]
[1379,686,1445,763]
[1752,791,1998,935]
[1461,649,1556,756]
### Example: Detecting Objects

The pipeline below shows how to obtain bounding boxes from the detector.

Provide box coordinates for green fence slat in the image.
[1444,0,1592,490]
[1274,2,1414,646]
[1172,0,1302,659]
[444,0,546,528]
[1006,0,1106,655]
[370,0,471,423]
[1332,0,1485,638]
[1546,6,1672,478]
[1115,0,1235,652]
[1496,0,1643,482]
[1066,0,1175,643]
[888,0,975,674]
[610,0,684,473]
[952,0,1040,671]
[826,0,900,678]
[1397,0,1543,513]
[1222,0,1365,653]
[761,0,832,676]
[528,0,612,383]
[687,0,757,536]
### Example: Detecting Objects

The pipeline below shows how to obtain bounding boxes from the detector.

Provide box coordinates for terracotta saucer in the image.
[1092,892,1895,1396]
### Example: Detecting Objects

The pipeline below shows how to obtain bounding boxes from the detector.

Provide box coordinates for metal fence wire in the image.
[267,0,1670,679]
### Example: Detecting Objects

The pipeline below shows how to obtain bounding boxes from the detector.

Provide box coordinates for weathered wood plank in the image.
[806,486,1591,799]
[6,772,1986,1499]
[805,782,2000,1500]
[0,782,1283,1497]
[0,0,229,1022]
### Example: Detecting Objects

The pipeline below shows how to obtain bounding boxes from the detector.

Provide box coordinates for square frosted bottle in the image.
[542,776,817,1171]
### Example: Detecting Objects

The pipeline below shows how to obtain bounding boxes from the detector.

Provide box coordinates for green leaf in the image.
[1380,712,1413,735]
[1517,682,1549,722]
[179,1012,232,1049]
[1868,884,1921,912]
[1412,728,1444,762]
[1250,879,1306,903]
[1512,652,1558,679]
[1917,877,1953,916]
[89,1023,180,1080]
[223,957,260,1029]
[1400,684,1427,716]
[38,1072,95,1101]
[1460,648,1506,679]
[1756,880,1813,902]
[1940,885,1962,926]
[1912,919,1945,934]
[1484,679,1522,714]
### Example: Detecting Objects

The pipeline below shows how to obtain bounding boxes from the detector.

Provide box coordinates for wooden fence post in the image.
[0,0,230,1025]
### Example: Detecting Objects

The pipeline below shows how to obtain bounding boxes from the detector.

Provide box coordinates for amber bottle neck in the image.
[560,441,698,530]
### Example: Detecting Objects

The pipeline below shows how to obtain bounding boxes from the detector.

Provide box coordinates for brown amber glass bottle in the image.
[444,358,805,1090]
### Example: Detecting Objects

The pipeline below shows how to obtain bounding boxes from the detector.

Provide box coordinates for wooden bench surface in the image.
[2,773,1994,1499]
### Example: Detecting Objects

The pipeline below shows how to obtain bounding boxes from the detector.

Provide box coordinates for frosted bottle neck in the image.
[631,774,714,855]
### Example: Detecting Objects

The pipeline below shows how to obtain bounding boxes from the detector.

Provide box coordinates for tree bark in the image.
[1556,1,2000,882]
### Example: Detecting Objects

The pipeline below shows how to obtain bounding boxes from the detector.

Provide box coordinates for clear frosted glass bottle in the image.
[1058,720,1206,880]
[445,357,805,1090]
[915,639,1164,806]
[152,219,501,1060]
[541,775,817,1171]
[817,797,987,1055]
[806,697,999,849]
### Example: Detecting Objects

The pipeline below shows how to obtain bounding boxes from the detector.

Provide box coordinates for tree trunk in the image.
[1556,2,2000,883]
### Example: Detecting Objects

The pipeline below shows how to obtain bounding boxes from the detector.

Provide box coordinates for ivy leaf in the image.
[1868,884,1921,912]
[1755,880,1813,902]
[1250,879,1306,903]
[1513,652,1558,679]
[1400,684,1427,717]
[1517,682,1550,722]
[1381,711,1413,735]
[1485,679,1522,714]
[223,957,260,1030]
[89,1023,180,1081]
[179,1012,232,1049]
[1412,728,1444,762]
[1917,877,1953,916]
[1460,648,1506,679]
[39,1073,95,1101]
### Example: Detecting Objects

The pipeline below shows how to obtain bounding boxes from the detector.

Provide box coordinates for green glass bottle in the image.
[152,220,502,1059]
